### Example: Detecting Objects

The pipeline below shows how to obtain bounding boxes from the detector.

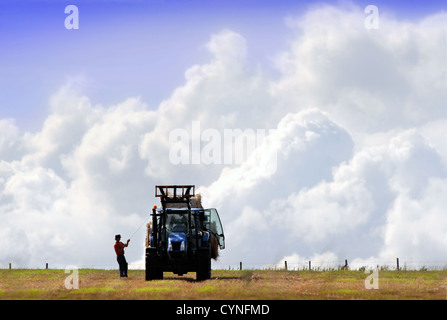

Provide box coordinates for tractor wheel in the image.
[145,248,163,281]
[196,248,211,281]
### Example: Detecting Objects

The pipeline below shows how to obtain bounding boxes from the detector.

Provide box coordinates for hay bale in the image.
[210,232,219,260]
[191,193,203,209]
[164,193,203,209]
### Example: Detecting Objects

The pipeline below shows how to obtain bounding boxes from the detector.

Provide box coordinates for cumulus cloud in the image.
[272,4,447,135]
[2,4,447,270]
[0,86,157,267]
[0,28,271,268]
[276,251,339,270]
[266,5,447,268]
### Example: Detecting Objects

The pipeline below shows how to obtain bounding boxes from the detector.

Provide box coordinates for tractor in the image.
[145,185,225,281]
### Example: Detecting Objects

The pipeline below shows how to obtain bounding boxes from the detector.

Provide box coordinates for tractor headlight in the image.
[180,241,185,251]
[168,238,172,251]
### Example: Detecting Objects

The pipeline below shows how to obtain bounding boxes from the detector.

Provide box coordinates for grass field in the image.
[1,268,446,300]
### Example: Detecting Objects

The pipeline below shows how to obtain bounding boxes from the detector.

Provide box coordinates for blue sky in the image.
[1,0,446,130]
[0,0,292,129]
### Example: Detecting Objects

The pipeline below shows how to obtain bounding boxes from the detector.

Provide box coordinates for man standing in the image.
[114,234,130,277]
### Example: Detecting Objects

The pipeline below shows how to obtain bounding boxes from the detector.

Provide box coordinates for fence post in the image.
[309,261,311,271]
[396,258,400,271]
[9,262,11,270]
[344,259,348,270]
[285,261,288,271]
[240,262,242,271]
[46,263,48,270]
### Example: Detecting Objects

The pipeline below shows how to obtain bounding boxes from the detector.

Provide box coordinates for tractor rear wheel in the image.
[196,248,211,281]
[145,248,163,281]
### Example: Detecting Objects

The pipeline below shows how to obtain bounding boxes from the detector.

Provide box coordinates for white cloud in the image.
[138,29,272,184]
[0,29,267,268]
[272,4,447,135]
[381,177,447,262]
[276,251,340,270]
[0,119,21,161]
[206,29,247,64]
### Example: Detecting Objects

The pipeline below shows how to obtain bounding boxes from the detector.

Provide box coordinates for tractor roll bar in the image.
[155,185,195,199]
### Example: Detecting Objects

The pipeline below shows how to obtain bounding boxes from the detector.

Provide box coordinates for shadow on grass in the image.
[160,275,242,282]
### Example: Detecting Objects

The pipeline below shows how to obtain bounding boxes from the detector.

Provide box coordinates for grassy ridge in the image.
[0,269,446,300]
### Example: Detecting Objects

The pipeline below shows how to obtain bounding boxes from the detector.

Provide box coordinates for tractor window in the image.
[204,208,225,249]
[166,214,188,234]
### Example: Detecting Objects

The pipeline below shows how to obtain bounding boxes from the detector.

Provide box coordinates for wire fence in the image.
[3,258,447,271]
[214,258,447,271]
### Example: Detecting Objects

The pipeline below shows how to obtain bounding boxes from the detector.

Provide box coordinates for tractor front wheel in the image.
[145,248,163,281]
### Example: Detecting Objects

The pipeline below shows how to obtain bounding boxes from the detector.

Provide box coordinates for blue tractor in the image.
[145,185,225,281]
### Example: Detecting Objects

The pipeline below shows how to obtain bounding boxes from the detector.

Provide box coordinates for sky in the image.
[1,0,447,270]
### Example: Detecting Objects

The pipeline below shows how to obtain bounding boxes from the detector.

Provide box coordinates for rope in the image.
[128,216,150,240]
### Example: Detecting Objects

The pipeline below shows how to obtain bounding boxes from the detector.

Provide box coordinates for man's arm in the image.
[124,239,130,247]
